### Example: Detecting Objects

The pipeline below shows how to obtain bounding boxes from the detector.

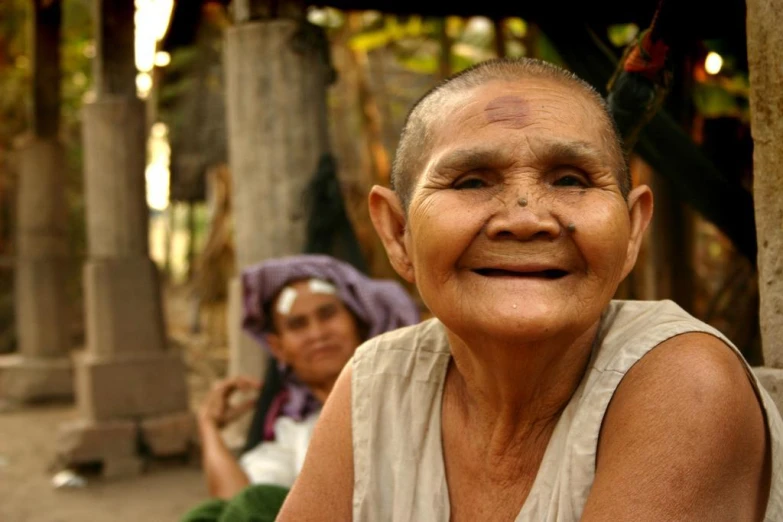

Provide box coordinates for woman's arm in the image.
[198,420,251,499]
[581,332,771,521]
[197,376,261,499]
[276,364,354,521]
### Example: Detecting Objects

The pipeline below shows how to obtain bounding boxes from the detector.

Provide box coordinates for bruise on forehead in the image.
[483,95,531,129]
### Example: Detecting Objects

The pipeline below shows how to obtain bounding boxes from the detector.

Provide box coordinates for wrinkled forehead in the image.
[431,79,608,150]
[408,79,616,194]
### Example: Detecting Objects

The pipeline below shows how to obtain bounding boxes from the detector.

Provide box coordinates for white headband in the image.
[275,278,337,315]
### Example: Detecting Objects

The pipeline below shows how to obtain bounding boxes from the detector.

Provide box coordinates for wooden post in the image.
[747,0,783,411]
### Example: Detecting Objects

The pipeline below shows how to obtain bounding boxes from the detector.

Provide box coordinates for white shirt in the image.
[351,301,783,521]
[238,411,320,488]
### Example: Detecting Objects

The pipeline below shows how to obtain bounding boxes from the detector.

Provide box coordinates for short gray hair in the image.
[390,58,630,209]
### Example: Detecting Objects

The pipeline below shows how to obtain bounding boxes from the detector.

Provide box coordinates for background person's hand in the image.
[198,375,262,430]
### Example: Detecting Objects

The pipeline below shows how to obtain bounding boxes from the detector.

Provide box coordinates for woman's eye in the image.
[453,177,486,190]
[553,174,588,188]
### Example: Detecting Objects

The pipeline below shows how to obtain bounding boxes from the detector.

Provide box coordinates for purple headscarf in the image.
[241,254,419,434]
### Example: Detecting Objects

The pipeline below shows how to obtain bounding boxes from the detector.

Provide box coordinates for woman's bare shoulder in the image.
[582,332,770,521]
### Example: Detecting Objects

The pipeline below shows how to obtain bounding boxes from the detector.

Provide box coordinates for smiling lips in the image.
[308,344,340,360]
[472,267,569,279]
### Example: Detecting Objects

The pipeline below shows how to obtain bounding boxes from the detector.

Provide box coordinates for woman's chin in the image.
[444,307,570,345]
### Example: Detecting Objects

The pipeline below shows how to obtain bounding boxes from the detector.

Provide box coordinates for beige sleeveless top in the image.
[351,300,783,521]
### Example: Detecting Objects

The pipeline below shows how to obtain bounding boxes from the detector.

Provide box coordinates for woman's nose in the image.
[305,319,330,342]
[484,190,561,241]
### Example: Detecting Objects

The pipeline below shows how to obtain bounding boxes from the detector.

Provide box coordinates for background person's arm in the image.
[581,332,771,521]
[276,364,354,521]
[197,376,261,499]
[198,420,252,499]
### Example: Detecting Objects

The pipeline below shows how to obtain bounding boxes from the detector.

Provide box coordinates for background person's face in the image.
[402,78,646,346]
[267,280,362,389]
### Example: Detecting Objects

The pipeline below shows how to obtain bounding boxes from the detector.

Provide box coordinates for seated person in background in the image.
[277,58,783,521]
[184,254,419,521]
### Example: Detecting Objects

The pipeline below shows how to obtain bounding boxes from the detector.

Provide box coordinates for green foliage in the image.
[607,23,639,47]
[534,30,565,67]
[345,14,543,77]
[348,15,437,53]
[693,74,750,122]
[61,1,93,264]
[0,0,30,148]
[506,18,528,39]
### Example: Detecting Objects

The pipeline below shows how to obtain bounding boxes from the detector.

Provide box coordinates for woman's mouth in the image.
[472,268,569,279]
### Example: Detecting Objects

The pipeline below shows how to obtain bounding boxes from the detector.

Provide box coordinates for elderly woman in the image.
[277,59,783,521]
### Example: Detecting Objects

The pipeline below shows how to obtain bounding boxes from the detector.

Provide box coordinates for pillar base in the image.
[57,407,196,479]
[140,411,196,457]
[0,354,72,403]
[74,350,189,422]
[754,367,783,414]
[57,418,143,478]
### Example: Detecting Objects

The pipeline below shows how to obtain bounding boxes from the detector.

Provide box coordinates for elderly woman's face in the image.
[397,79,651,342]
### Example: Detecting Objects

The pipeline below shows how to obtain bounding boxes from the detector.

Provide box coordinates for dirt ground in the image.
[0,285,232,522]
[0,405,206,522]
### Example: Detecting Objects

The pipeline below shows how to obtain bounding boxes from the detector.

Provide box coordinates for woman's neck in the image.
[445,321,599,434]
[309,382,332,405]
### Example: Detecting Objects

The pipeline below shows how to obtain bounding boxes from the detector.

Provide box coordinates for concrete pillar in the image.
[0,140,72,402]
[223,18,331,372]
[56,0,193,476]
[747,0,783,412]
[0,0,73,403]
[222,15,332,447]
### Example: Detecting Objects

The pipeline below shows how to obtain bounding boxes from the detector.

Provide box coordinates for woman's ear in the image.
[368,186,415,283]
[622,184,654,279]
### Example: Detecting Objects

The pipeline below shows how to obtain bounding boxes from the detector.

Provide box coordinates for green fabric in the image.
[181,499,227,522]
[181,484,289,522]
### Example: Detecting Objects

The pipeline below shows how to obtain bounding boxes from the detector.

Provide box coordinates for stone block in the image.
[140,411,195,457]
[57,418,137,464]
[0,354,73,402]
[83,258,166,357]
[74,350,189,422]
[15,259,70,358]
[57,418,143,478]
[754,366,783,414]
